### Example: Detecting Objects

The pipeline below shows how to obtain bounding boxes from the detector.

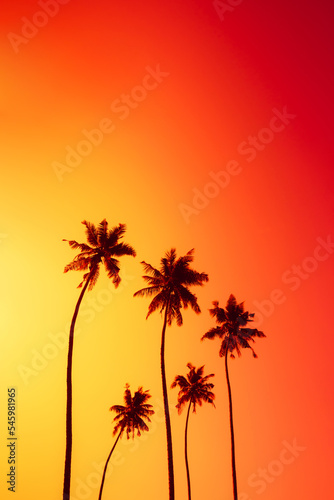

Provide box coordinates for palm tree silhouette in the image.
[134,248,208,500]
[98,385,154,500]
[171,363,215,500]
[201,294,265,500]
[62,219,136,500]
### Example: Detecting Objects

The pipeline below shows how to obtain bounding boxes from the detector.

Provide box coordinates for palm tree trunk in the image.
[225,353,238,500]
[184,400,192,500]
[63,275,92,500]
[98,431,122,500]
[161,301,175,500]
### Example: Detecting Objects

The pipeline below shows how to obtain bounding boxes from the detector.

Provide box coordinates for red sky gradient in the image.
[1,1,334,499]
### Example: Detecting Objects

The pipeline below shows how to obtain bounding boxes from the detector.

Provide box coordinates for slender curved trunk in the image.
[63,275,92,500]
[225,353,238,500]
[161,301,175,500]
[98,431,122,500]
[184,400,192,500]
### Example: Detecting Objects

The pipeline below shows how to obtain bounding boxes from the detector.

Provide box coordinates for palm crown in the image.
[171,363,215,413]
[134,248,209,325]
[110,385,154,439]
[63,219,136,290]
[202,294,265,358]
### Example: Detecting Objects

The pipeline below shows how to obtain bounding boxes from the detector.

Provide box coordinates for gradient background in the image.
[1,1,334,499]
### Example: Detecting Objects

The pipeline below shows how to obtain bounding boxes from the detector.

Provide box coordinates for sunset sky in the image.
[1,1,334,499]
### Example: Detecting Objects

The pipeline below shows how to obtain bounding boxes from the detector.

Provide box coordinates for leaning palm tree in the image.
[98,385,154,500]
[134,248,208,500]
[201,294,265,500]
[171,363,215,500]
[62,219,136,500]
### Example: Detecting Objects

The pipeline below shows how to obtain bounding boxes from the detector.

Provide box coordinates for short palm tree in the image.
[98,385,154,500]
[171,363,215,500]
[62,219,136,500]
[201,294,265,500]
[134,248,208,500]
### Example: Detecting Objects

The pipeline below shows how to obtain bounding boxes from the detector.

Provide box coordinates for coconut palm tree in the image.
[201,294,265,500]
[98,385,154,500]
[62,219,136,500]
[134,248,208,500]
[171,363,215,500]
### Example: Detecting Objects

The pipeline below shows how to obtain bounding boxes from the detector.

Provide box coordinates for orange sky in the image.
[1,1,334,499]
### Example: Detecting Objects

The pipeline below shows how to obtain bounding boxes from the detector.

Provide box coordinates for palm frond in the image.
[171,375,188,389]
[62,239,93,253]
[103,257,121,287]
[110,386,154,439]
[201,326,225,341]
[204,294,266,360]
[186,362,196,372]
[219,337,230,357]
[139,275,163,287]
[161,248,177,270]
[64,256,92,273]
[135,248,207,328]
[107,223,126,245]
[97,219,108,247]
[110,242,136,257]
[177,267,209,287]
[175,395,190,414]
[140,261,163,278]
[146,292,167,319]
[64,219,134,295]
[172,363,215,414]
[178,285,201,313]
[209,302,227,323]
[171,304,183,326]
[133,286,162,298]
[87,265,100,291]
[82,220,99,247]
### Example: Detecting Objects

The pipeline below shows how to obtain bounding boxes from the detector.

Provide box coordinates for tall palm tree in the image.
[62,219,136,500]
[98,385,154,500]
[171,363,215,500]
[201,294,265,500]
[134,248,208,500]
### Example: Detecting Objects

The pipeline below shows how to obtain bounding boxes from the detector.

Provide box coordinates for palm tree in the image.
[62,219,136,500]
[201,294,265,500]
[171,363,215,500]
[98,385,154,500]
[134,248,208,500]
